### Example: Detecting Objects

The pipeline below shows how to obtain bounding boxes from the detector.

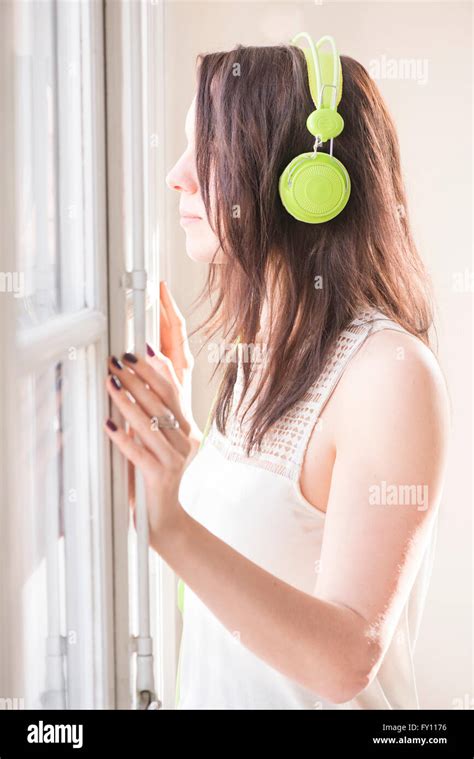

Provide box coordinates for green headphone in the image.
[279,33,351,224]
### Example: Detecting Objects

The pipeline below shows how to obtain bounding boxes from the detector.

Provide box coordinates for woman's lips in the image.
[180,214,202,226]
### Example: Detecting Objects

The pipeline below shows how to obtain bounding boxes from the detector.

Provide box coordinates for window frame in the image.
[0,0,115,709]
[0,0,21,704]
[105,0,179,710]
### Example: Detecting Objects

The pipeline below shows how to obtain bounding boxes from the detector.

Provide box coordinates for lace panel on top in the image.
[205,309,409,482]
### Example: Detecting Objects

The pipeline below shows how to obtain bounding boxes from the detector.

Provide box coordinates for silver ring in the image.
[152,411,180,430]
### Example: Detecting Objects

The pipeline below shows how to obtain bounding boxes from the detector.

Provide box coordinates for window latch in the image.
[130,634,161,709]
[121,269,147,291]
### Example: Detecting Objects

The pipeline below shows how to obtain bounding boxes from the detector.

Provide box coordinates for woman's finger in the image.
[160,298,171,331]
[160,281,194,371]
[104,419,158,477]
[106,374,189,466]
[119,352,191,435]
[107,356,190,456]
[146,345,180,387]
[160,279,185,329]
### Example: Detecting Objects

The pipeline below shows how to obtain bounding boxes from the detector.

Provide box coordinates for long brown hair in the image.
[193,43,433,454]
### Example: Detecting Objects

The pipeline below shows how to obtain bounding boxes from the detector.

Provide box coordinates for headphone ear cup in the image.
[279,152,351,223]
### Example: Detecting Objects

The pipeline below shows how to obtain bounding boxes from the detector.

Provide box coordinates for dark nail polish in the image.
[111,375,122,390]
[122,352,138,363]
[146,343,155,357]
[111,355,123,370]
[106,418,117,431]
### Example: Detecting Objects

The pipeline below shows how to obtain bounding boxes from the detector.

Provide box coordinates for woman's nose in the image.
[165,155,198,194]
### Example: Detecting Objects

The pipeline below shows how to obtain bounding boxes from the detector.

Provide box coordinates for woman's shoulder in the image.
[348,311,446,392]
[333,310,450,443]
[301,310,450,515]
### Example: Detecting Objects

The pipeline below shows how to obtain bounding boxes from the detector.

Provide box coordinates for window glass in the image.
[18,346,107,709]
[15,0,91,329]
[11,0,111,709]
[19,361,67,708]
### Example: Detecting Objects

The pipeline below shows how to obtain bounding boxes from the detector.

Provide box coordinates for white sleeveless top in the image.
[176,308,439,710]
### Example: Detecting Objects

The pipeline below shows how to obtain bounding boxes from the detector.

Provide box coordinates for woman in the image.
[104,41,450,709]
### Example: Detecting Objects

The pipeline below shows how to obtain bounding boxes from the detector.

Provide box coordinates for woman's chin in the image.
[185,240,225,264]
[185,245,216,263]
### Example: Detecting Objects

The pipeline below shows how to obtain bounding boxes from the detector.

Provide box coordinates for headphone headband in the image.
[290,32,341,112]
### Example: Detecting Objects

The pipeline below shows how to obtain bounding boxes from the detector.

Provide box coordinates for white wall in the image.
[162,0,473,708]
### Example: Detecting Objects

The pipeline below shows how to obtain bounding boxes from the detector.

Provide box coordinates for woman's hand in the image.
[104,351,194,544]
